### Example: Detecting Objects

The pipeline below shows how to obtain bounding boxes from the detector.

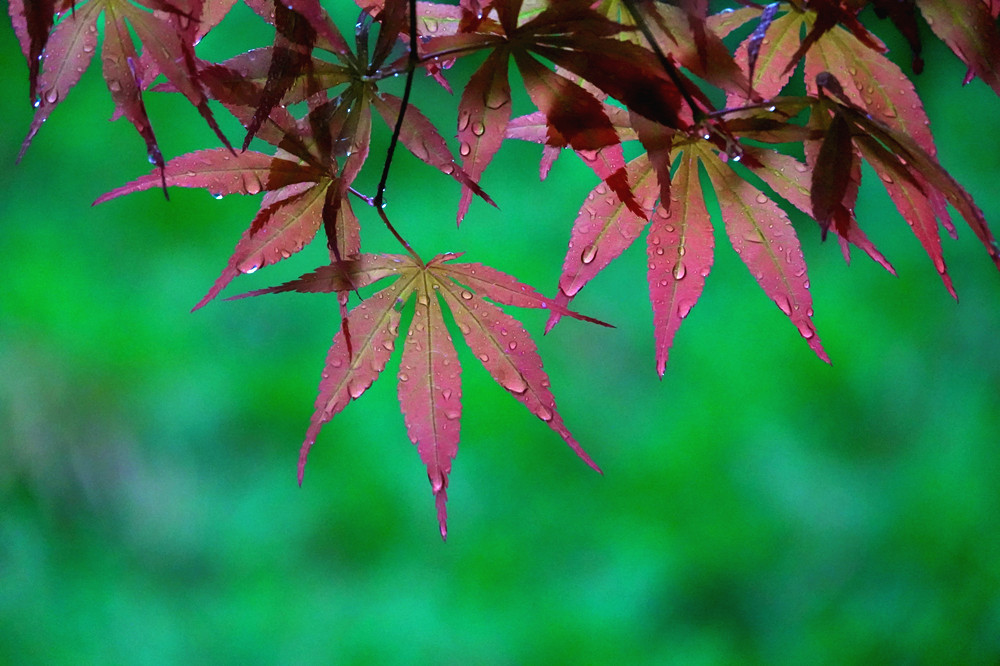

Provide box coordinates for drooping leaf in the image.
[244,2,319,151]
[545,154,659,332]
[194,182,330,310]
[455,48,512,224]
[236,251,602,537]
[397,271,462,540]
[17,0,102,161]
[94,149,325,203]
[811,112,855,233]
[647,148,715,376]
[915,0,1000,95]
[118,2,233,153]
[696,143,828,362]
[741,145,895,274]
[8,0,58,103]
[102,4,167,189]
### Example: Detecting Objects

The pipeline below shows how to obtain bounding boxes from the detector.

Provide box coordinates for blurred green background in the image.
[3,3,1000,664]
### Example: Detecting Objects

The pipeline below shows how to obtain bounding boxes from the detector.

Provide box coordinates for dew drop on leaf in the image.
[537,405,554,422]
[581,244,598,264]
[459,142,471,157]
[672,261,686,280]
[755,192,769,204]
[505,375,528,394]
[775,295,793,316]
[460,290,473,300]
[478,353,489,363]
[471,122,485,136]
[243,173,262,195]
[445,410,460,421]
[441,388,452,400]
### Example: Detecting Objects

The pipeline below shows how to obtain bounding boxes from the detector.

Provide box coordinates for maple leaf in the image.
[915,0,1000,95]
[16,0,233,170]
[93,145,353,310]
[229,253,608,538]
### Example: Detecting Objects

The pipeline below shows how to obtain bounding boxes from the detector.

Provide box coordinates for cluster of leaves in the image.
[10,0,1000,537]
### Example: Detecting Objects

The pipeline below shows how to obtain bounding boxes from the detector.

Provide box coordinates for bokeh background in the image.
[3,3,1000,663]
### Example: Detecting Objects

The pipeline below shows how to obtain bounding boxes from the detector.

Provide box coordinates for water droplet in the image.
[445,410,460,420]
[471,121,485,136]
[478,353,489,363]
[880,172,894,184]
[348,381,366,399]
[580,244,598,264]
[44,89,59,104]
[458,323,471,335]
[796,321,815,339]
[383,339,395,351]
[457,110,470,131]
[505,375,527,393]
[442,389,452,400]
[417,294,430,306]
[108,80,122,92]
[459,142,471,157]
[677,300,694,318]
[755,192,769,204]
[460,290,473,300]
[672,261,686,280]
[399,372,409,382]
[775,295,792,316]
[537,405,553,421]
[507,341,517,351]
[424,18,439,33]
[241,262,260,274]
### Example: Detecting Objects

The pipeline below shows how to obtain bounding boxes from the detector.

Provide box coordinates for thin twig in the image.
[368,0,425,265]
[373,0,418,212]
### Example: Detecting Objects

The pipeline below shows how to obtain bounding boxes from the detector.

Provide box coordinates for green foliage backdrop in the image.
[2,3,1000,662]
